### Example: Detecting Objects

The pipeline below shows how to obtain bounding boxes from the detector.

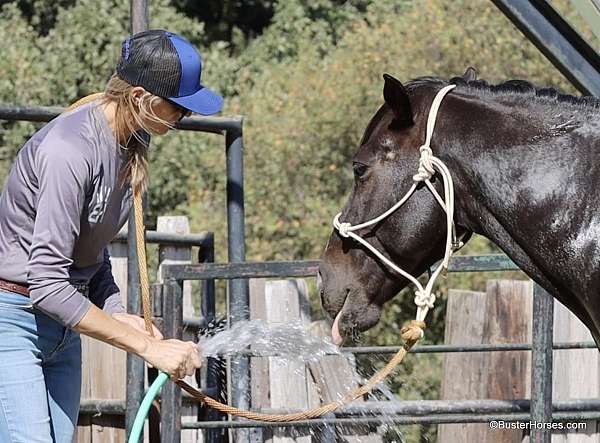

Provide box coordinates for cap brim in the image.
[169,85,223,116]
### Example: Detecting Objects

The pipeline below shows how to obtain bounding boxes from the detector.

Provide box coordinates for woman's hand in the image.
[140,338,203,380]
[112,312,163,340]
[112,313,202,379]
[74,306,201,379]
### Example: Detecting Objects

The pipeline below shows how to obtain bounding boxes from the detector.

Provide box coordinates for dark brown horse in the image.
[318,68,600,349]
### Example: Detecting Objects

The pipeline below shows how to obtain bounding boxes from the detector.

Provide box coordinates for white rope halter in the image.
[333,84,459,333]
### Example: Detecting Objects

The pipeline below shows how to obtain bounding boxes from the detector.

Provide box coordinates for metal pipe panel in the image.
[113,230,213,247]
[0,103,243,132]
[161,280,184,443]
[491,0,600,95]
[130,0,148,35]
[77,397,600,417]
[211,340,596,358]
[225,127,251,441]
[181,411,600,429]
[126,210,144,437]
[260,398,600,416]
[176,115,243,133]
[0,104,63,122]
[163,260,320,280]
[125,0,149,434]
[198,239,225,443]
[345,341,595,354]
[162,254,519,281]
[531,284,554,443]
[79,399,127,415]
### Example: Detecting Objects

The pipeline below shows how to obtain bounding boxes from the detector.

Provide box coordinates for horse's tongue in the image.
[331,311,343,346]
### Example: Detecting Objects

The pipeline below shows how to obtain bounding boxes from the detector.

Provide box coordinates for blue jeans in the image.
[0,290,81,442]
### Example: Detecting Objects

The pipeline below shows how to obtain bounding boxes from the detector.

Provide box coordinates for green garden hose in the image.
[127,372,169,443]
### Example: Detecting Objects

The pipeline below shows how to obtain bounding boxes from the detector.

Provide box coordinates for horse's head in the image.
[318,71,474,344]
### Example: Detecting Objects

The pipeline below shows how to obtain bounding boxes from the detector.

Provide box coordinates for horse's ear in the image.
[383,73,413,128]
[462,67,478,82]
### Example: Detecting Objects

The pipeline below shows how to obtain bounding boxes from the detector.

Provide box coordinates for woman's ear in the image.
[130,86,146,105]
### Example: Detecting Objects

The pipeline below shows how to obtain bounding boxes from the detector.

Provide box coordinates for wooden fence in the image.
[75,221,599,442]
[249,278,383,443]
[439,280,600,443]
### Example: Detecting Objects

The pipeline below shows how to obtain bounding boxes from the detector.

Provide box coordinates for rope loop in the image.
[419,145,433,156]
[333,213,352,238]
[413,145,435,182]
[338,222,352,238]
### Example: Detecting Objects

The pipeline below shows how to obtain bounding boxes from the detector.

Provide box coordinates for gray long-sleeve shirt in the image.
[0,100,133,327]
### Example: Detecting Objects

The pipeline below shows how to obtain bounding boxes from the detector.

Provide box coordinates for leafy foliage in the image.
[170,0,275,47]
[192,0,575,263]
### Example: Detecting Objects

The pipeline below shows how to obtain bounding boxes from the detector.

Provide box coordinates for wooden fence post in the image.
[156,216,201,443]
[249,278,317,443]
[77,233,129,442]
[307,321,382,443]
[439,280,600,442]
[249,278,382,442]
[551,299,600,442]
[439,280,533,443]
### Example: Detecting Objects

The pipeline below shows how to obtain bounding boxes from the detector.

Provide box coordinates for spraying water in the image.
[198,319,341,362]
[196,319,419,441]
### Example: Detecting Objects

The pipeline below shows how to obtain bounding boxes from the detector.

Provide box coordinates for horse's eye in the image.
[353,162,368,180]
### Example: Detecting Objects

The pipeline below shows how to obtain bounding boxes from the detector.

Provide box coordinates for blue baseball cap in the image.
[116,29,223,115]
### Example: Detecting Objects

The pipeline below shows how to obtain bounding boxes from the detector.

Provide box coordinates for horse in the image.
[317,68,600,350]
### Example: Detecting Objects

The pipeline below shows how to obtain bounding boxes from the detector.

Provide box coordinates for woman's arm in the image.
[26,128,200,379]
[74,304,201,379]
[27,138,93,326]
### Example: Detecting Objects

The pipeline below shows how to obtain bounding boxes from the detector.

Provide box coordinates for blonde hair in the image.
[100,73,176,195]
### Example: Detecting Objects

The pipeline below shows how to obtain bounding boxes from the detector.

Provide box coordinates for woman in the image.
[0,29,222,442]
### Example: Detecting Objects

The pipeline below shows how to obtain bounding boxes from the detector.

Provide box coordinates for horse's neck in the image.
[444,97,600,296]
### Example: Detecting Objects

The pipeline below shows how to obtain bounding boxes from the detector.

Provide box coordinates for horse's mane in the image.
[360,75,600,146]
[406,75,600,108]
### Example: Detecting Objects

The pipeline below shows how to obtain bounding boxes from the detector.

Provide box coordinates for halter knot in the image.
[414,289,435,309]
[333,213,352,238]
[338,222,351,238]
[413,145,435,182]
[401,319,426,342]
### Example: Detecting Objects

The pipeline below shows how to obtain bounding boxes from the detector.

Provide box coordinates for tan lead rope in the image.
[133,192,155,336]
[133,189,424,422]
